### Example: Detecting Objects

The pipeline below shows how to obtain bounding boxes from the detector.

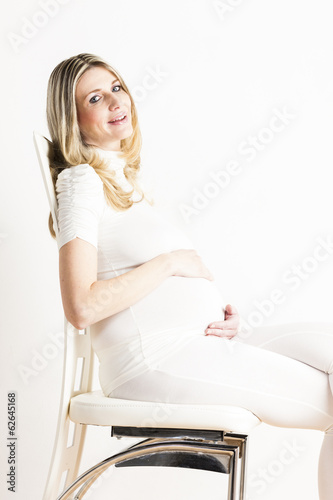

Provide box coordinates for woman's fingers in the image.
[205,305,240,338]
[205,328,237,338]
[206,317,238,330]
[205,322,238,336]
[224,303,238,317]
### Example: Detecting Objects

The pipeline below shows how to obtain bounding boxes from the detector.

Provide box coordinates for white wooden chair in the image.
[33,130,261,500]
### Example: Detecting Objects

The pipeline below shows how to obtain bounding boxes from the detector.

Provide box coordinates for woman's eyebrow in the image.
[84,79,119,99]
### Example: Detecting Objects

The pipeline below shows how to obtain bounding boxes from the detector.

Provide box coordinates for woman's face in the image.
[75,66,133,151]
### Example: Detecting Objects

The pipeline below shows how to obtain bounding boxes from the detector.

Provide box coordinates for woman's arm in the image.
[59,237,214,330]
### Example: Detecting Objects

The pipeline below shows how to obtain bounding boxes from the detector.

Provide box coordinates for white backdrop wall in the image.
[1,0,333,499]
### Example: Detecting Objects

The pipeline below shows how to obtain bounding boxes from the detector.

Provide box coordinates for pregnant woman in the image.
[47,53,333,499]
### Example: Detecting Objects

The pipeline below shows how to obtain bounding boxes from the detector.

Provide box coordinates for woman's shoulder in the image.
[56,163,103,195]
[56,163,101,180]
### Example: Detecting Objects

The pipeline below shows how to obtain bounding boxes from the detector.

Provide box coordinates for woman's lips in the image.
[108,115,128,125]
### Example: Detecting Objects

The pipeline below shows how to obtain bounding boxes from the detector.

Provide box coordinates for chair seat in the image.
[69,390,261,433]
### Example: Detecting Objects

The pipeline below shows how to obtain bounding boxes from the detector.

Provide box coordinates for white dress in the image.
[56,147,227,397]
[56,149,333,417]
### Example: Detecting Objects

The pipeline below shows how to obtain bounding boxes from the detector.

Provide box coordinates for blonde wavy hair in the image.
[46,52,153,239]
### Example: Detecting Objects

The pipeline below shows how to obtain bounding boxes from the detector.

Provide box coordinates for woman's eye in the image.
[89,85,122,103]
[112,85,122,92]
[89,95,101,104]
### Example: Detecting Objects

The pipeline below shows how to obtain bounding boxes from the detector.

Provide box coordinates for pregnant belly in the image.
[93,275,227,395]
[90,274,227,356]
[132,275,226,336]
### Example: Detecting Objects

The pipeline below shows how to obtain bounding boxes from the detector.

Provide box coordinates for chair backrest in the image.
[33,131,95,499]
[33,131,59,239]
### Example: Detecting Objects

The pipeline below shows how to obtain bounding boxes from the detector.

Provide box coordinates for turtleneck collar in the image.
[94,147,127,172]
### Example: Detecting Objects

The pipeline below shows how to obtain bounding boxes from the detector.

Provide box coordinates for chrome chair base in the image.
[56,427,250,500]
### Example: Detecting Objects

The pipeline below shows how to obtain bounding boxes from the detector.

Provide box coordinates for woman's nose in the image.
[108,94,122,110]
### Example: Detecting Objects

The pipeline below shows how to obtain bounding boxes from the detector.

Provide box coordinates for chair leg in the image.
[111,425,250,499]
[227,448,238,500]
[57,440,239,500]
[239,437,249,500]
[73,451,230,499]
[223,433,250,500]
[72,470,106,500]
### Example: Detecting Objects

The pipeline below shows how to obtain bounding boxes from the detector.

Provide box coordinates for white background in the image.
[1,0,333,499]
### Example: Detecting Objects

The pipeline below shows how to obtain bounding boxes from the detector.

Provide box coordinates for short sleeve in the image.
[55,164,105,251]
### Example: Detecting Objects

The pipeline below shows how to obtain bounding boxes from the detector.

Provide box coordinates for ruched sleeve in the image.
[55,164,105,251]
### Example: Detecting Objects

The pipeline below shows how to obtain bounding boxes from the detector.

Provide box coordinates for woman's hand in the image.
[168,249,215,281]
[204,304,240,339]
